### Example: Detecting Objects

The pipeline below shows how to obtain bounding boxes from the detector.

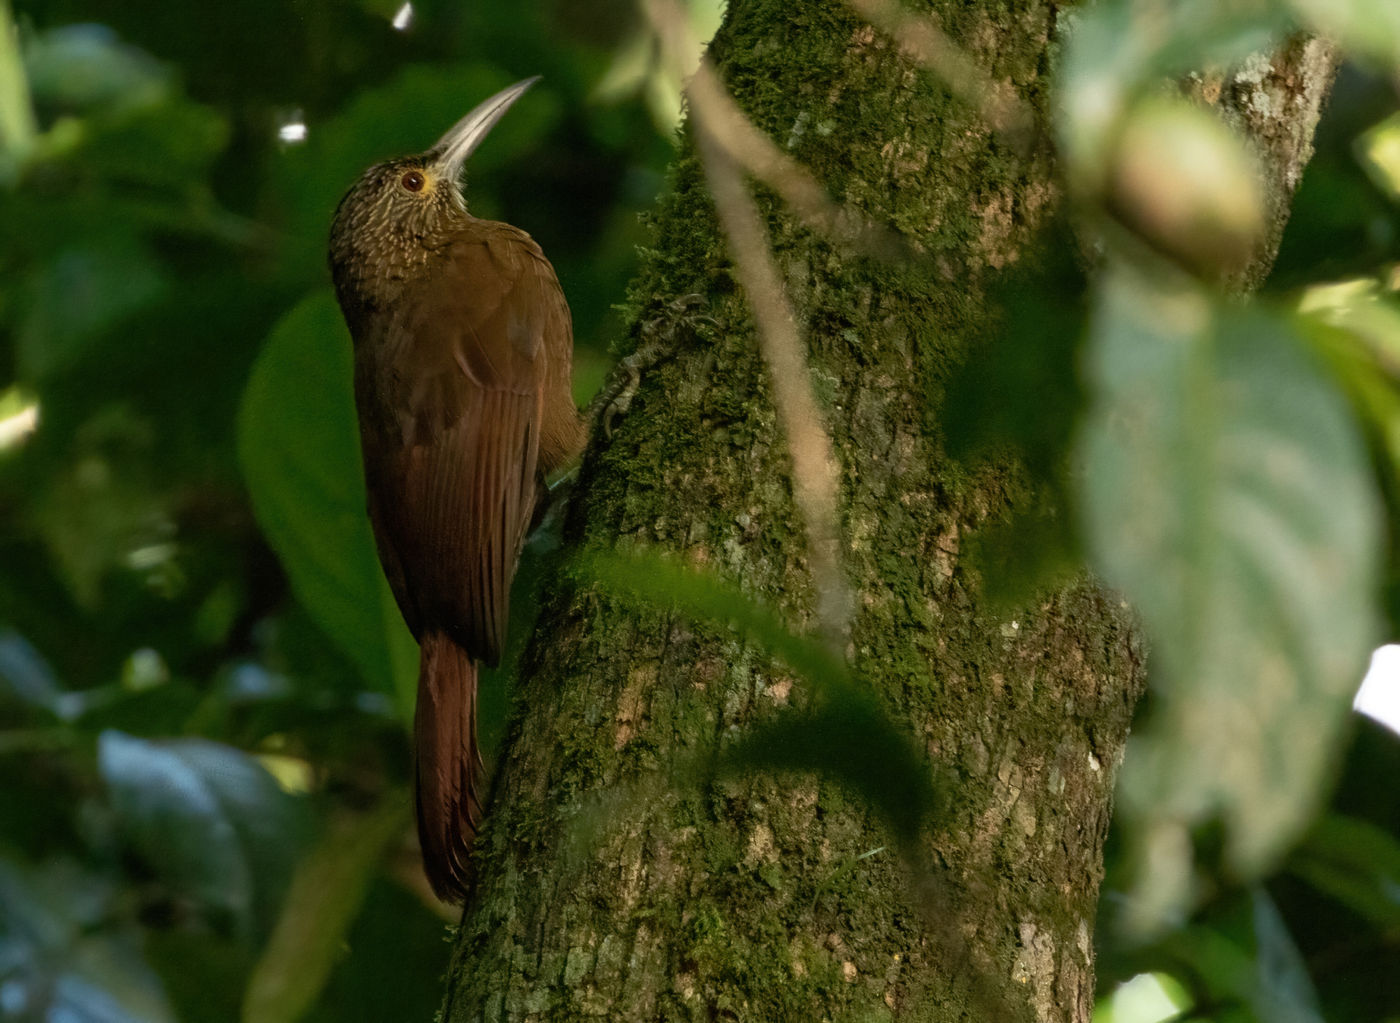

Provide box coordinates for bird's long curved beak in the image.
[428,76,540,184]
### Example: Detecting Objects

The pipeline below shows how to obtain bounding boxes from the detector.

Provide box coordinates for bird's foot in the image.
[588,293,713,438]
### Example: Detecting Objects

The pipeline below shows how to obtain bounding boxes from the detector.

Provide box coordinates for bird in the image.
[328,78,584,901]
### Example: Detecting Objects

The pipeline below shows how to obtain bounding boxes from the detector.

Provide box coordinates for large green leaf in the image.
[1078,268,1380,925]
[98,731,307,939]
[237,292,416,715]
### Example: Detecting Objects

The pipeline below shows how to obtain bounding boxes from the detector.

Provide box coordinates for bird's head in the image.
[329,76,539,308]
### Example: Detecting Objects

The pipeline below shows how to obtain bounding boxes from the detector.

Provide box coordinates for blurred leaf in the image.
[0,857,176,1023]
[1057,0,1293,181]
[242,798,408,1023]
[1300,289,1400,481]
[945,227,1089,607]
[298,873,446,1023]
[31,405,172,608]
[79,95,229,190]
[579,549,944,847]
[23,23,170,115]
[964,499,1083,612]
[1288,0,1400,68]
[1079,267,1380,922]
[98,730,307,939]
[944,223,1088,479]
[1251,888,1324,1023]
[724,691,945,850]
[576,548,847,688]
[237,292,417,716]
[16,235,168,381]
[0,627,64,716]
[1290,814,1400,927]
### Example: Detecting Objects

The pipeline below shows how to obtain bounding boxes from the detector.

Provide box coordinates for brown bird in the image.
[328,78,584,901]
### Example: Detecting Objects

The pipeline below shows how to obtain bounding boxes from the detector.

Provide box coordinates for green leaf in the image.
[1300,286,1400,482]
[23,23,170,115]
[577,550,945,847]
[1290,814,1400,928]
[724,692,945,851]
[237,292,417,716]
[242,799,408,1023]
[575,548,847,689]
[1251,888,1324,1023]
[0,628,65,716]
[98,730,307,939]
[1078,269,1380,920]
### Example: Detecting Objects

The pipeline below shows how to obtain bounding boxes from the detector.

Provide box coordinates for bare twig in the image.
[846,0,1036,148]
[644,0,906,260]
[693,124,852,646]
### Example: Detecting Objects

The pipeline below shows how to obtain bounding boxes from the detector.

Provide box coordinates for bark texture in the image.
[440,3,1337,1021]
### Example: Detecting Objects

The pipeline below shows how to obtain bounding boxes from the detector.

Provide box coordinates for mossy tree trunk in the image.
[441,3,1335,1020]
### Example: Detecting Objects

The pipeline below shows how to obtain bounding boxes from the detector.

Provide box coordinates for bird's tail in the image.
[414,630,484,902]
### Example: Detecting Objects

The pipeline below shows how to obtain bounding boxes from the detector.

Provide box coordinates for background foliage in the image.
[1,0,1400,1021]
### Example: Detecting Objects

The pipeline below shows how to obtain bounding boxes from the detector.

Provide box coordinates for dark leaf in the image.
[98,731,306,939]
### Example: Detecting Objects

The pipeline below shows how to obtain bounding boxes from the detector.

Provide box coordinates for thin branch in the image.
[693,124,852,647]
[846,0,1036,149]
[644,0,906,260]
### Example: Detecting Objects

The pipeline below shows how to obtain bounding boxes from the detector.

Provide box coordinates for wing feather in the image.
[354,223,555,664]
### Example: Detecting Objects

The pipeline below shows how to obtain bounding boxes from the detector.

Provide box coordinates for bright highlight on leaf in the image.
[391,2,414,31]
[1354,644,1400,736]
[277,119,307,144]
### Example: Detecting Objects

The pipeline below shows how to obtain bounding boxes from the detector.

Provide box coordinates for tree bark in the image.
[441,4,1336,1021]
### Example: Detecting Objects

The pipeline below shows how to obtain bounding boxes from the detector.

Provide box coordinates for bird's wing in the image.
[356,225,557,664]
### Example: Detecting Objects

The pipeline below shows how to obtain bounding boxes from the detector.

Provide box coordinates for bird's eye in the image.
[400,170,426,193]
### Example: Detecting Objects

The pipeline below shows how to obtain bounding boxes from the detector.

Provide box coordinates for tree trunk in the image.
[441,3,1336,1020]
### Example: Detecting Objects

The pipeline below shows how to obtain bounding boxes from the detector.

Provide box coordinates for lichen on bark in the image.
[439,2,1335,1021]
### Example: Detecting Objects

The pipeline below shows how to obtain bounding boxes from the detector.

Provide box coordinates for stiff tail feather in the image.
[414,631,484,902]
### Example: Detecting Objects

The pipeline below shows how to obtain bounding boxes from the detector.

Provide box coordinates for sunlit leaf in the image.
[1079,268,1380,921]
[237,292,417,716]
[1300,296,1400,482]
[1288,0,1400,68]
[242,799,408,1023]
[98,731,307,939]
